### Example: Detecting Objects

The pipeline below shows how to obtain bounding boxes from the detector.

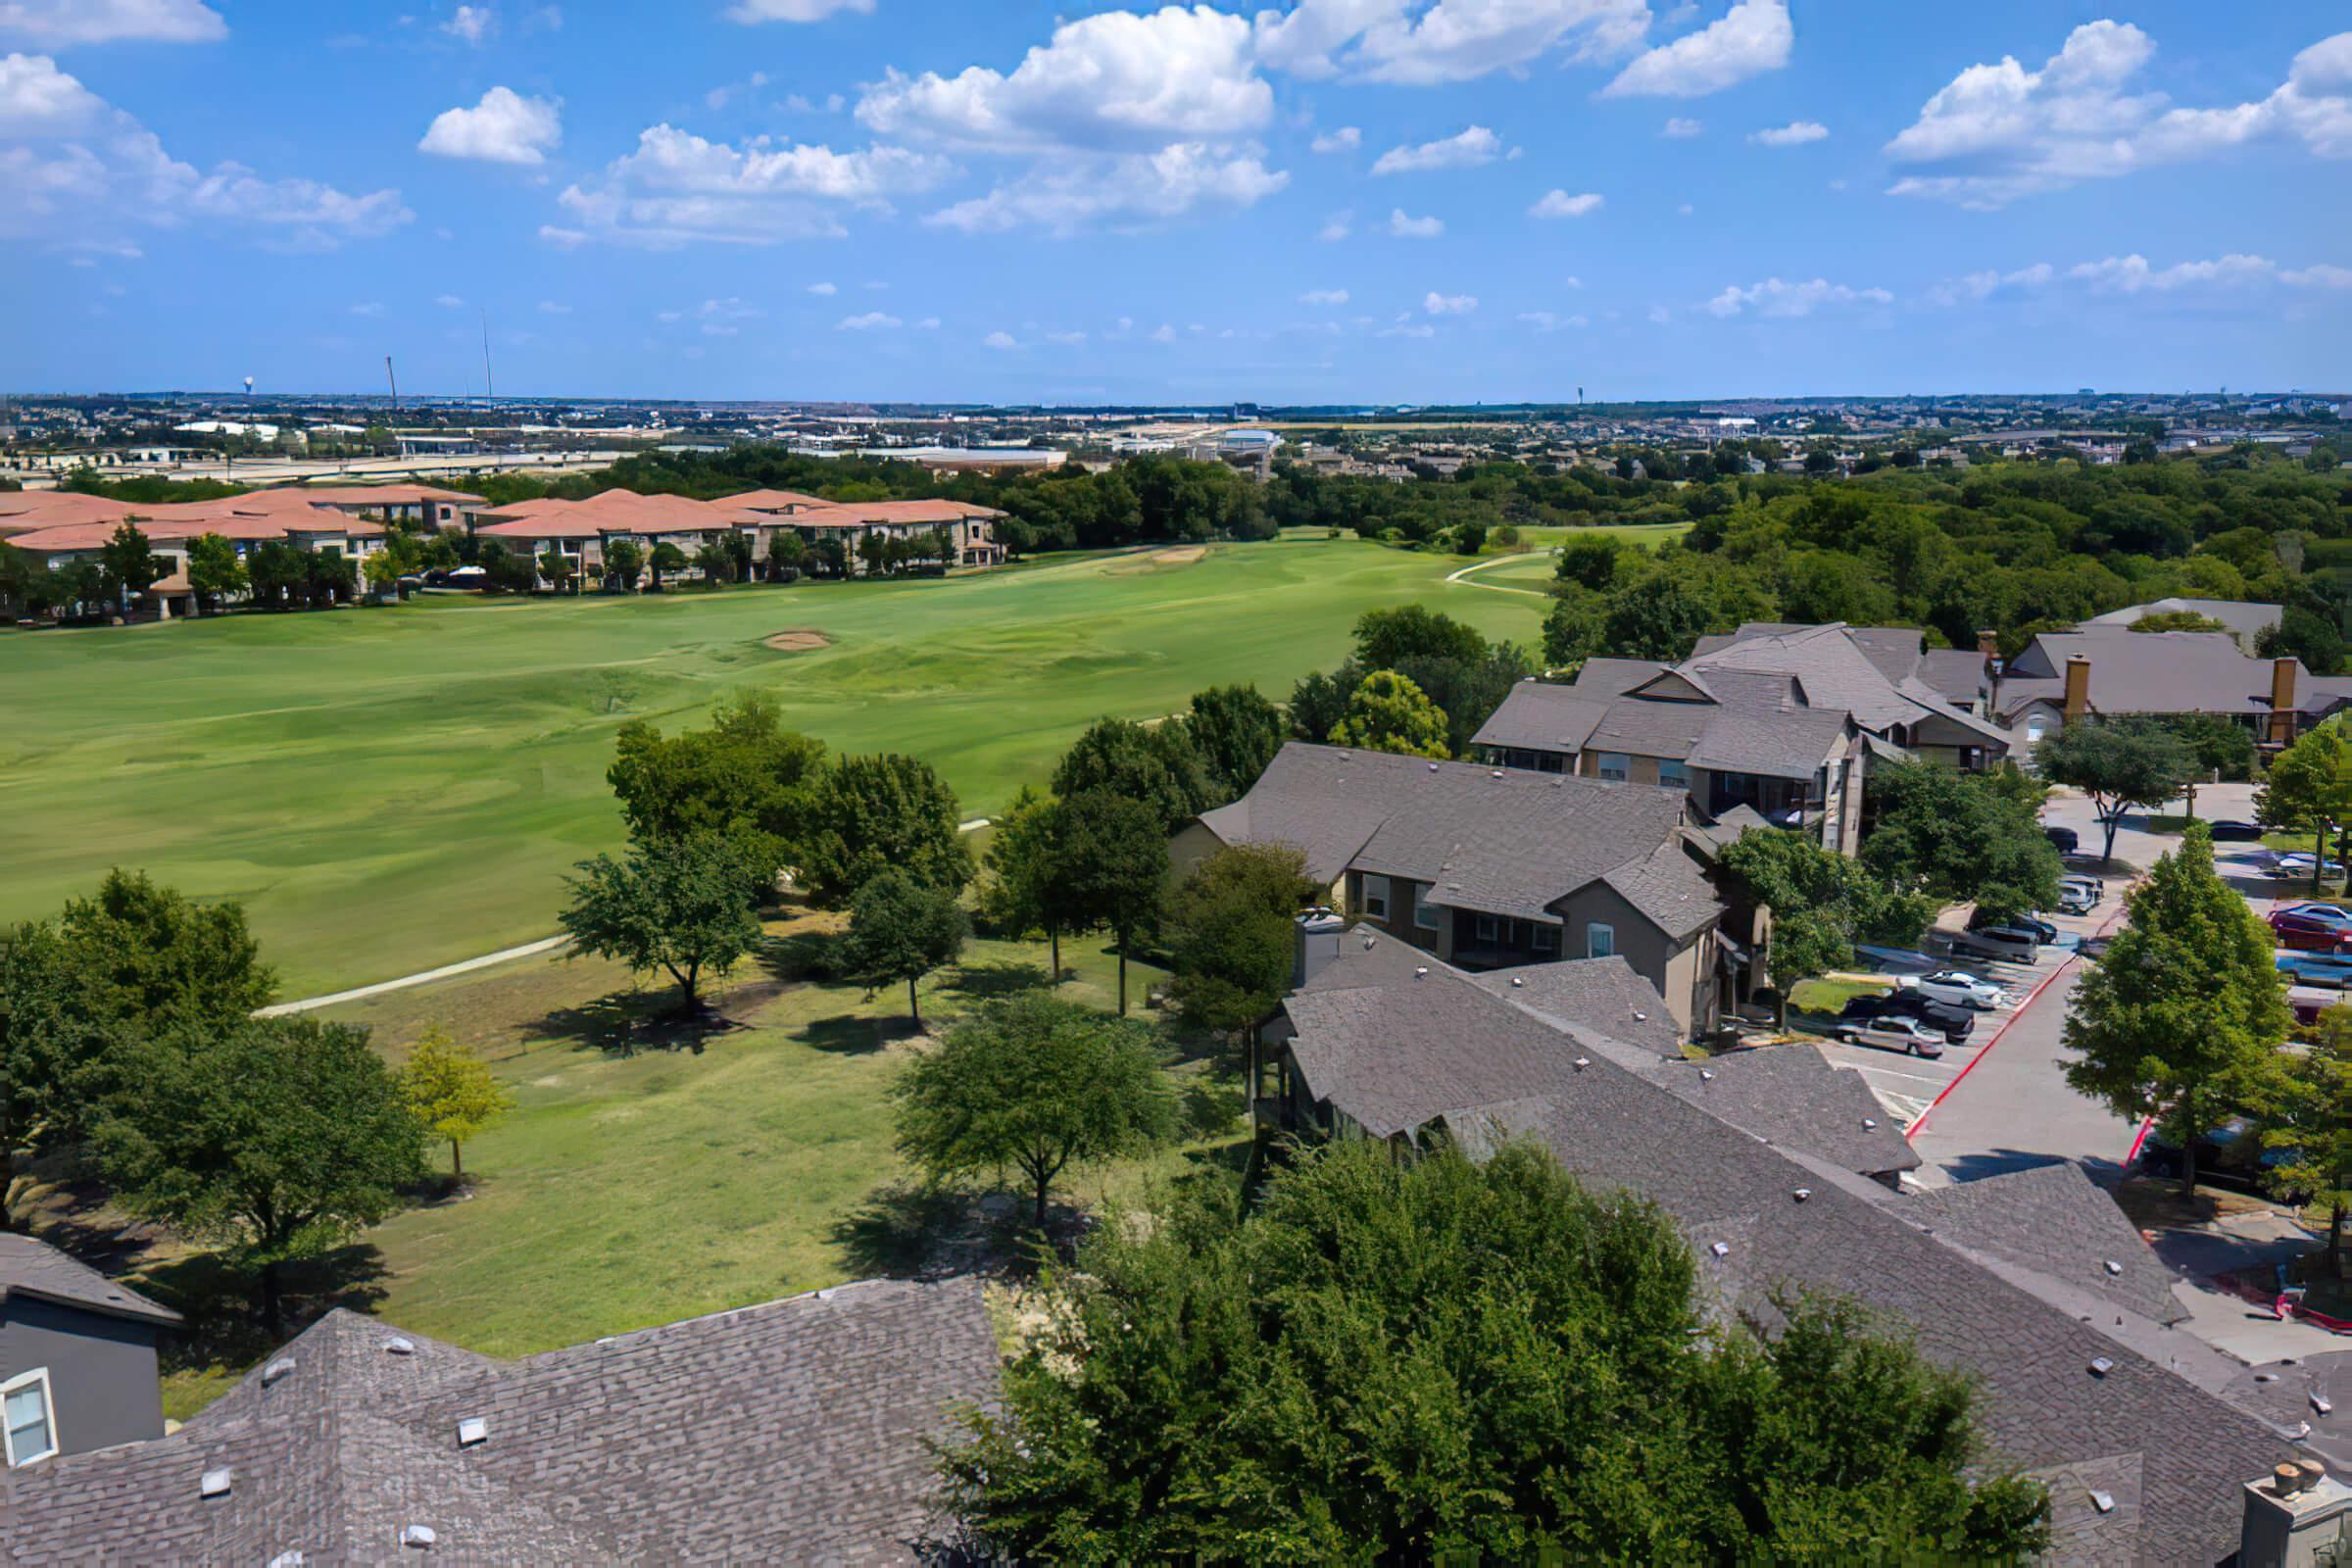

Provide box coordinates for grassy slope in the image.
[1,539,1543,993]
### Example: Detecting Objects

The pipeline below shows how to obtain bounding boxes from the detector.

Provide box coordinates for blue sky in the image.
[3,0,2347,403]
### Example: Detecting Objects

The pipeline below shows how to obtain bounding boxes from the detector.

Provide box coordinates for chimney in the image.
[2240,1461,2352,1568]
[1976,628,1998,659]
[1292,907,1347,989]
[2062,656,2091,725]
[2272,658,2300,747]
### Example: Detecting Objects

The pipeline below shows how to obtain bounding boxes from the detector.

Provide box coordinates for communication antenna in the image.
[385,355,400,416]
[480,310,495,409]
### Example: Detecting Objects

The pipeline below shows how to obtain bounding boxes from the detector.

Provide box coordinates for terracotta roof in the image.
[786,499,1005,529]
[474,489,767,537]
[721,488,832,513]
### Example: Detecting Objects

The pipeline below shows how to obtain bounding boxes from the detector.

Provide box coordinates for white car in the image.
[1835,1016,1947,1057]
[1904,970,2005,1010]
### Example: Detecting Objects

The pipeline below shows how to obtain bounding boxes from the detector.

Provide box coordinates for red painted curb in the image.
[2124,1113,2157,1165]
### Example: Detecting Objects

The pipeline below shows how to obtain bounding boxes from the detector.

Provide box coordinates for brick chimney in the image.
[2062,655,2091,725]
[2240,1460,2350,1567]
[2271,658,2299,747]
[1976,628,1998,659]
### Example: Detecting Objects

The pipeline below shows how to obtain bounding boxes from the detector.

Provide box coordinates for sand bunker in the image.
[1151,546,1207,564]
[762,629,832,653]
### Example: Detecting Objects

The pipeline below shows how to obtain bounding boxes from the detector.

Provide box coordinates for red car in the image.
[2269,906,2352,952]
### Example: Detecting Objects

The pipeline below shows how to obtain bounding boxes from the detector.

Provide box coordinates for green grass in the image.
[1510,522,1692,550]
[1788,977,1889,1017]
[0,539,1543,994]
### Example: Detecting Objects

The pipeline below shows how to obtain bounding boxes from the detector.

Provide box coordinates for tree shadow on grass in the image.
[943,959,1054,1001]
[146,1242,391,1368]
[803,1011,917,1054]
[762,928,842,984]
[525,987,741,1057]
[831,1184,978,1280]
[1181,1079,1243,1140]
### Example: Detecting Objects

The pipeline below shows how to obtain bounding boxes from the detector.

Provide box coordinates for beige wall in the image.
[1555,880,1713,1037]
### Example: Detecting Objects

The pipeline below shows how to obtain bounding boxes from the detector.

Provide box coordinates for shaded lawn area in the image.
[21,912,1242,1420]
[1788,977,1890,1019]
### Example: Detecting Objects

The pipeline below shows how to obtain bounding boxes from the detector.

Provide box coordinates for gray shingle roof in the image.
[2082,598,2282,650]
[1470,956,1682,1057]
[0,1279,999,1565]
[0,1233,180,1327]
[1643,1046,1920,1179]
[1569,657,1671,698]
[1905,1161,2187,1325]
[1469,680,1613,755]
[2000,627,2311,721]
[1916,646,1991,705]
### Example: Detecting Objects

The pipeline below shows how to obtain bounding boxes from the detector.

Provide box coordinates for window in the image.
[1596,753,1631,783]
[1359,874,1391,921]
[1476,913,1499,944]
[1531,922,1561,954]
[1657,760,1690,792]
[1412,883,1440,930]
[1587,922,1616,959]
[3,1370,55,1468]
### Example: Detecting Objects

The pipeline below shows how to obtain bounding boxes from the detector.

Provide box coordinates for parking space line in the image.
[1841,1063,1953,1089]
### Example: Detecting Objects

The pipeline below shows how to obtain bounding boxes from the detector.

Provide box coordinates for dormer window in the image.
[3,1369,57,1468]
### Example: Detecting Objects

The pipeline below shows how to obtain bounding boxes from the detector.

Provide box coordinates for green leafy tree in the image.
[2161,712,2258,783]
[2256,1004,2352,1270]
[892,993,1174,1226]
[1286,664,1359,744]
[1052,717,1216,833]
[841,867,966,1026]
[976,787,1079,976]
[1352,603,1489,668]
[2261,609,2348,677]
[94,1016,426,1334]
[537,546,577,594]
[1054,790,1168,1015]
[1328,669,1450,760]
[2063,822,2289,1196]
[1720,829,1934,1024]
[1165,843,1315,1038]
[394,1024,514,1182]
[558,831,767,1014]
[2259,720,2352,893]
[0,923,113,1232]
[98,520,160,610]
[246,540,308,609]
[1861,760,2062,922]
[1554,531,1624,592]
[1541,585,1608,670]
[607,691,826,882]
[694,540,736,586]
[603,537,644,591]
[184,531,244,613]
[648,540,688,590]
[1184,684,1287,802]
[801,753,974,906]
[940,1137,2048,1560]
[2032,718,2196,863]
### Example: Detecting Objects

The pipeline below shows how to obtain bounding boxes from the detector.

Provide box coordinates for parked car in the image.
[2274,853,2347,880]
[1835,1016,1947,1058]
[1971,909,2060,945]
[2277,903,2352,927]
[2206,819,2266,842]
[1839,990,1976,1044]
[2278,951,2352,989]
[2269,909,2352,953]
[2136,1117,2305,1200]
[1905,970,2006,1009]
[2056,885,2099,915]
[2044,825,2080,855]
[2289,985,2342,1028]
[1852,945,1940,977]
[2059,871,2107,900]
[1946,925,2041,963]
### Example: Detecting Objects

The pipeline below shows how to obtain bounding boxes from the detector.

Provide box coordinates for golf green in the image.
[1,538,1546,993]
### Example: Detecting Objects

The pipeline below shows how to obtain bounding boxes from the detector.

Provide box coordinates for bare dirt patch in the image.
[1151,546,1206,565]
[762,628,832,653]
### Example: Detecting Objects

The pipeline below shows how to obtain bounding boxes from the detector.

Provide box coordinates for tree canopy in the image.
[800,752,974,906]
[1328,669,1450,760]
[1165,843,1316,1037]
[1719,829,1934,1022]
[2259,719,2352,894]
[1861,760,2062,922]
[1054,790,1168,1014]
[840,867,966,1026]
[558,830,767,1012]
[607,692,827,879]
[1183,684,1287,803]
[2032,718,2196,862]
[1052,717,1215,834]
[395,1025,514,1182]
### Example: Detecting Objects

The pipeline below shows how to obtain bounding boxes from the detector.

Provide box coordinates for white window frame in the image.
[1596,752,1631,783]
[3,1368,58,1468]
[1587,922,1616,959]
[1411,883,1440,930]
[1358,873,1391,921]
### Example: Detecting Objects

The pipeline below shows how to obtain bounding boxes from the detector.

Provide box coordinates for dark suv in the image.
[1839,990,1977,1044]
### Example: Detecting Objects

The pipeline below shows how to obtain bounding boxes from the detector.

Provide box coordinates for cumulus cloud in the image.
[2070,252,2352,293]
[1,0,222,45]
[1529,188,1601,218]
[807,279,837,294]
[1255,0,1650,86]
[1370,123,1504,174]
[837,310,902,328]
[1046,328,1087,344]
[1150,321,1177,342]
[1310,123,1359,152]
[1661,116,1702,137]
[726,0,873,20]
[441,5,493,44]
[1388,207,1443,237]
[1886,22,2352,208]
[921,142,1285,234]
[538,298,570,313]
[1422,290,1475,314]
[1602,0,1790,98]
[556,124,955,245]
[1750,120,1826,146]
[1377,320,1435,338]
[0,51,409,247]
[1317,208,1352,240]
[1518,310,1588,330]
[419,86,563,166]
[436,293,466,307]
[983,329,1020,349]
[1704,276,1892,318]
[1299,286,1348,304]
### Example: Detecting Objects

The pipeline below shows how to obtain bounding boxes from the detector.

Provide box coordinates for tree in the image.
[394,1025,513,1183]
[892,992,1173,1226]
[56,868,278,1027]
[2063,823,2289,1196]
[183,532,244,613]
[939,1137,2048,1560]
[1453,520,1487,556]
[1052,717,1215,832]
[537,546,577,595]
[303,549,357,608]
[1719,829,1934,1024]
[1554,532,1625,592]
[648,540,688,591]
[558,831,767,1014]
[694,540,736,586]
[2258,720,2352,893]
[2256,1003,2352,1270]
[1861,760,2062,922]
[1184,684,1286,802]
[0,923,114,1233]
[98,521,160,612]
[976,786,1078,977]
[1351,604,1488,668]
[1328,669,1450,760]
[1287,664,1359,745]
[607,691,826,881]
[246,540,308,609]
[1055,790,1168,1015]
[2031,718,2196,863]
[1165,843,1315,1038]
[603,537,644,591]
[94,1017,425,1335]
[841,867,966,1027]
[363,552,401,603]
[1541,586,1608,670]
[801,753,974,906]
[2261,608,2348,676]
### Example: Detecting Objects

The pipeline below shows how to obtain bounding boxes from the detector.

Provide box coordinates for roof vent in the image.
[1793,1188,1811,1202]
[201,1467,234,1498]
[383,1336,416,1356]
[262,1357,296,1386]
[1572,1056,1591,1070]
[1633,1010,1646,1020]
[1428,762,1439,771]
[399,1524,438,1549]
[2088,1356,2115,1377]
[1510,976,1525,987]
[2315,1392,2335,1415]
[1709,1241,1731,1258]
[2089,1490,2116,1515]
[1698,1068,1714,1081]
[2103,1259,2123,1276]
[1862,1118,1878,1130]
[1490,769,1502,779]
[268,1554,306,1568]
[1414,965,1428,978]
[457,1417,488,1447]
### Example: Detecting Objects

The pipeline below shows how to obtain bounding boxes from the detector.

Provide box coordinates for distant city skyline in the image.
[2,1,2347,402]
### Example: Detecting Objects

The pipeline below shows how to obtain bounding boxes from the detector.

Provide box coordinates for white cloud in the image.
[1886,23,2352,209]
[915,315,941,328]
[1749,120,1825,146]
[441,5,493,44]
[983,329,1020,349]
[556,124,954,245]
[539,223,586,248]
[726,0,873,20]
[1310,123,1359,152]
[0,52,409,247]
[0,0,224,46]
[837,310,902,328]
[1925,261,2053,305]
[1602,0,1790,98]
[436,293,466,307]
[1257,0,1651,86]
[2070,252,2352,294]
[921,142,1285,234]
[1646,304,1672,323]
[701,322,739,336]
[419,86,562,166]
[807,279,837,294]
[1046,328,1087,344]
[1388,207,1443,237]
[701,297,764,319]
[1299,286,1348,304]
[1377,320,1435,338]
[1661,116,1702,137]
[1423,290,1476,314]
[1370,123,1503,174]
[1150,321,1177,342]
[1317,208,1352,240]
[1528,188,1601,219]
[349,300,385,317]
[1518,310,1588,330]
[1704,276,1892,318]
[1562,273,1583,287]
[538,298,570,313]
